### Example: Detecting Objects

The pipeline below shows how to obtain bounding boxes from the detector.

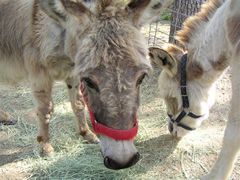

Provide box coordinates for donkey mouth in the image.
[103,152,140,170]
[99,136,140,170]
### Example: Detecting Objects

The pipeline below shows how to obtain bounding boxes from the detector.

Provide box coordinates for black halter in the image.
[168,54,203,131]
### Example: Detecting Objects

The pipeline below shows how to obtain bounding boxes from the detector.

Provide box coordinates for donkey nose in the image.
[104,152,140,170]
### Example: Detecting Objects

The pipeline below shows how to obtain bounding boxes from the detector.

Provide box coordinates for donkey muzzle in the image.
[104,152,140,170]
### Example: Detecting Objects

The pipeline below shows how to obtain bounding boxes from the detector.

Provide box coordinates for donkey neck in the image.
[187,2,230,87]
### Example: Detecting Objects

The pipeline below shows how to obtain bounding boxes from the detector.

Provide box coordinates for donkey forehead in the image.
[75,25,152,76]
[93,62,149,78]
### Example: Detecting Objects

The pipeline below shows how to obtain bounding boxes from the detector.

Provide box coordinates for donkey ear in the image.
[39,0,91,26]
[126,0,173,26]
[149,47,178,77]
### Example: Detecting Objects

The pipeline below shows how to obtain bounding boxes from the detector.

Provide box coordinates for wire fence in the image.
[146,0,207,47]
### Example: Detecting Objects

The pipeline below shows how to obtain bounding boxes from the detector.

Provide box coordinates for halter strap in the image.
[168,54,203,131]
[180,54,189,109]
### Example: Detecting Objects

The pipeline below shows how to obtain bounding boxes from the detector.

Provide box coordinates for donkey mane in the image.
[176,0,224,47]
[96,0,121,11]
[162,0,227,81]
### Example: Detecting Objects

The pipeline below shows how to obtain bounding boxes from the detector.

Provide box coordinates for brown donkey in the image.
[0,0,173,169]
[149,0,240,179]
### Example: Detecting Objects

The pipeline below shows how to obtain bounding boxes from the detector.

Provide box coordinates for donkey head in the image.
[39,0,173,169]
[149,45,214,138]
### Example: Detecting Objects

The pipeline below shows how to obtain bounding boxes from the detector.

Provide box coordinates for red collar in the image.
[80,83,138,141]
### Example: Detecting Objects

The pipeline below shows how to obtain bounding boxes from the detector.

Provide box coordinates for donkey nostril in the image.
[104,156,122,170]
[130,152,140,166]
[104,157,110,168]
[103,152,140,170]
[168,123,174,133]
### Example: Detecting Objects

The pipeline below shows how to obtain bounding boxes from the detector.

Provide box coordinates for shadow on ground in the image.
[0,146,33,167]
[27,133,178,179]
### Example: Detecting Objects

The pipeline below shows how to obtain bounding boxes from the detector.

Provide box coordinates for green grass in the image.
[160,9,172,21]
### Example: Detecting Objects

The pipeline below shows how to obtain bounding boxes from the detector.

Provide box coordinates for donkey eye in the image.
[136,73,147,86]
[83,78,99,92]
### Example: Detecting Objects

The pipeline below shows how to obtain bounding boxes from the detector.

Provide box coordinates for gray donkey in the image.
[0,0,172,169]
